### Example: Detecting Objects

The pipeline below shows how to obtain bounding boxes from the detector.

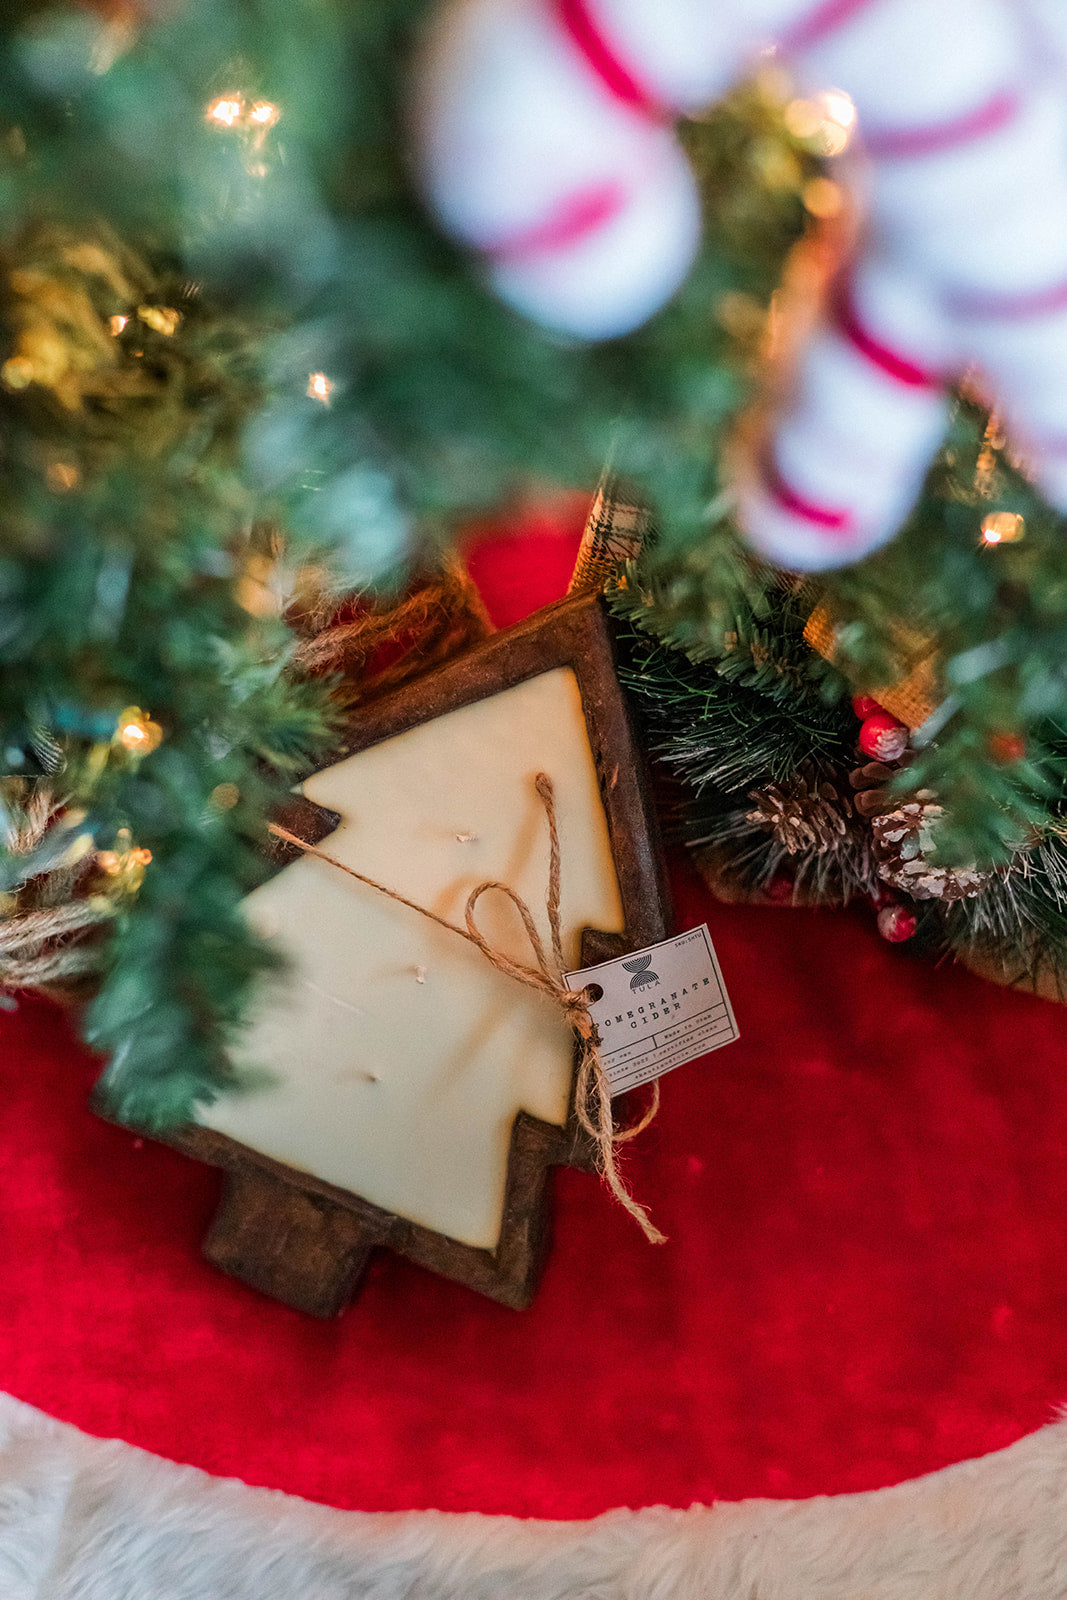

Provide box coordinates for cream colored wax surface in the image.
[200,666,625,1249]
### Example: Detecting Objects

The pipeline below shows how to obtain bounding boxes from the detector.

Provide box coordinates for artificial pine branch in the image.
[611,590,855,795]
[1,0,1066,1122]
[0,4,816,1125]
[610,593,1067,988]
[0,222,339,1123]
[609,599,877,906]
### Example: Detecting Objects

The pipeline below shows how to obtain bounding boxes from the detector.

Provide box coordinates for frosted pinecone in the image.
[871,799,991,901]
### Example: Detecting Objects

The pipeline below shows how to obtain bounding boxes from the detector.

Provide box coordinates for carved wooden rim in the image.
[113,593,671,1314]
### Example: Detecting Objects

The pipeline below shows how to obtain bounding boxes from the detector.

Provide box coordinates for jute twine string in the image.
[269,772,665,1244]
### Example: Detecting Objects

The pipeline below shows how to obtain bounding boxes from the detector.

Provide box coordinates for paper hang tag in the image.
[565,924,739,1099]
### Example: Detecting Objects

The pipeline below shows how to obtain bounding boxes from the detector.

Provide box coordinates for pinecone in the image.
[746,766,852,855]
[0,779,110,994]
[849,760,899,817]
[871,799,991,901]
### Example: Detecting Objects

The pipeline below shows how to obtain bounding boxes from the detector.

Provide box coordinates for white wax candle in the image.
[200,666,624,1250]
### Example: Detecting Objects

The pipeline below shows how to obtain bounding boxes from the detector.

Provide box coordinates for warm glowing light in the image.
[820,129,850,157]
[784,98,820,139]
[785,89,856,156]
[97,834,152,889]
[802,175,844,219]
[116,707,164,754]
[1,356,34,391]
[206,95,280,144]
[137,305,181,337]
[210,782,241,811]
[307,372,333,403]
[821,90,857,131]
[108,314,129,336]
[981,512,1026,545]
[204,92,280,176]
[45,461,80,493]
[207,96,244,127]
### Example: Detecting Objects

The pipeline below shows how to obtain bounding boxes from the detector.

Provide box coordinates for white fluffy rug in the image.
[2,1391,1066,1599]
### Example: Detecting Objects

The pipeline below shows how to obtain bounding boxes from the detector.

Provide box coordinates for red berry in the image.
[877,903,917,943]
[858,711,908,762]
[851,694,882,720]
[988,731,1026,764]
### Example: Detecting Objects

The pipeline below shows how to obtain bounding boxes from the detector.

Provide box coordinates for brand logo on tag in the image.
[622,954,659,991]
[566,925,739,1098]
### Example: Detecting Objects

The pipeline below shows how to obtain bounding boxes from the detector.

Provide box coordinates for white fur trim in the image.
[2,1392,1067,1598]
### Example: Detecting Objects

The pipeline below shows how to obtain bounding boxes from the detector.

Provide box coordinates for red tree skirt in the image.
[1,511,1066,1517]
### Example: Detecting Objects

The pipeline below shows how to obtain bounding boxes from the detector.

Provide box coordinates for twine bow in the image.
[268,772,664,1244]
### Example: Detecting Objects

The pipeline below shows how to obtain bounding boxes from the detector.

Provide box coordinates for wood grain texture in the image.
[139,593,671,1314]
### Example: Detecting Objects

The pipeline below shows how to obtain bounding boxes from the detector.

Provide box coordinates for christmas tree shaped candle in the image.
[171,594,668,1313]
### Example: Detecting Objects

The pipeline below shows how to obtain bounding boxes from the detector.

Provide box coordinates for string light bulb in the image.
[820,91,856,134]
[307,372,333,403]
[210,782,241,811]
[206,95,280,137]
[45,461,80,493]
[802,175,844,218]
[207,96,244,127]
[115,707,164,755]
[97,828,153,892]
[785,89,856,156]
[1,356,34,390]
[981,512,1026,546]
[137,305,180,337]
[204,92,281,177]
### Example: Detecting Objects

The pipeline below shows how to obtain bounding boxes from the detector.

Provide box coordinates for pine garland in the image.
[0,221,338,1125]
[628,393,1067,869]
[615,585,853,794]
[0,0,1065,1125]
[0,1,814,1125]
[0,1,811,581]
[611,592,1067,988]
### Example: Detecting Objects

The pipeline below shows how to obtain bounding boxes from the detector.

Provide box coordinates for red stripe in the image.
[862,89,1020,161]
[782,0,884,53]
[834,280,941,390]
[762,454,855,533]
[484,182,628,263]
[948,276,1067,321]
[555,0,666,120]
